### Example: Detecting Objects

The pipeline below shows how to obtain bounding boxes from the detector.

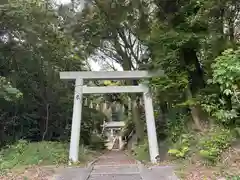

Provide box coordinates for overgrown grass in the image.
[167,126,237,164]
[165,125,240,179]
[0,140,98,173]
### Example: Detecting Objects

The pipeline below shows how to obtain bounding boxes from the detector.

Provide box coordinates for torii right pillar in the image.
[143,86,159,163]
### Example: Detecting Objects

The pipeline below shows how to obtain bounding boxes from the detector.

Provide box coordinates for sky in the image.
[55,0,71,5]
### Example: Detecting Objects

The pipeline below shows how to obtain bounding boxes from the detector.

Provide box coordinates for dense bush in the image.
[88,134,106,150]
[201,48,240,125]
[168,134,192,158]
[165,108,190,143]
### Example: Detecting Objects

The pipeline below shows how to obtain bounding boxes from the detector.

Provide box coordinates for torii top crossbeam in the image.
[60,70,164,80]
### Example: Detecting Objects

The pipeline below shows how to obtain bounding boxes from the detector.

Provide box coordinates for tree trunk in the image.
[186,87,203,131]
[132,96,145,142]
[190,106,203,131]
[159,101,168,124]
[114,39,145,141]
[42,104,50,141]
[0,123,6,147]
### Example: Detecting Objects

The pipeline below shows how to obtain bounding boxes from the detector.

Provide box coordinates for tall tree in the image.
[0,0,104,146]
[70,0,151,141]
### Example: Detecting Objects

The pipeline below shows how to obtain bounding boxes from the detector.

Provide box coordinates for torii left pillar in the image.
[69,78,83,163]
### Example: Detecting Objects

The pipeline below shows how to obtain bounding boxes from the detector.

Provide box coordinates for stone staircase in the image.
[112,137,120,150]
[54,151,179,180]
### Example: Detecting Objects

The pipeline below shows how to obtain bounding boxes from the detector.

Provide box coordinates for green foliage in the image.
[132,138,149,162]
[88,134,106,150]
[80,107,106,145]
[201,48,240,124]
[168,147,189,158]
[122,115,135,138]
[0,140,68,170]
[168,134,192,158]
[165,108,189,143]
[168,127,236,163]
[0,0,105,148]
[198,127,235,163]
[0,1,240,176]
[212,49,240,90]
[0,140,98,173]
[227,176,240,180]
[0,76,22,101]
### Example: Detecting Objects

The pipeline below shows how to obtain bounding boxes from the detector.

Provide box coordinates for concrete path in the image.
[54,151,178,180]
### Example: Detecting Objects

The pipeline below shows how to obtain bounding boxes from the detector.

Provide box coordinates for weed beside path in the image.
[0,140,101,180]
[161,146,240,180]
[128,136,240,180]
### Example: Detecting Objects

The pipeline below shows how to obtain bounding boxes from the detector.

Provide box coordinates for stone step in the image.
[54,167,91,180]
[92,165,139,174]
[88,174,143,180]
[94,161,137,166]
[94,164,137,167]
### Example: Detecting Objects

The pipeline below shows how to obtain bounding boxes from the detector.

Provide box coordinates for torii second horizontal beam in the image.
[60,70,164,80]
[82,85,147,94]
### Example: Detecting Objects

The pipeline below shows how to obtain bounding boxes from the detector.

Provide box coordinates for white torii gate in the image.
[59,70,164,163]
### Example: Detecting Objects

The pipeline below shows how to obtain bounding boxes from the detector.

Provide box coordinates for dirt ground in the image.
[0,166,57,180]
